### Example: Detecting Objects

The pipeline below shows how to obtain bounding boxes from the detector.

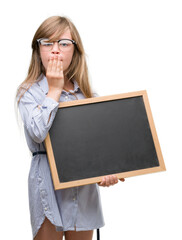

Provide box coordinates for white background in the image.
[1,0,182,239]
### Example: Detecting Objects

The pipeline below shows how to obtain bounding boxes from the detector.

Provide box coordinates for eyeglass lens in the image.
[39,39,74,52]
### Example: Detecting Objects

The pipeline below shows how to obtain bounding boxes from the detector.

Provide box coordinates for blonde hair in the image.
[16,16,93,104]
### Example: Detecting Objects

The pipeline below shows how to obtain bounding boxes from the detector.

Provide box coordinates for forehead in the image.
[49,28,72,40]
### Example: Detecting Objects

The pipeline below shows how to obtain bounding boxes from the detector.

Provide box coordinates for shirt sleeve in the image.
[17,90,59,143]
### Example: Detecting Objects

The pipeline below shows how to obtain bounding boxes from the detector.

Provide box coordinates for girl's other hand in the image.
[98,175,125,187]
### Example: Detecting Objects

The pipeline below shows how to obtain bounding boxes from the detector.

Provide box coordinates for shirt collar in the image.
[37,74,80,95]
[68,79,80,93]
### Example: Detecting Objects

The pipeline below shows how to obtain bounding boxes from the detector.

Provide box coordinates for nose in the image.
[51,42,60,54]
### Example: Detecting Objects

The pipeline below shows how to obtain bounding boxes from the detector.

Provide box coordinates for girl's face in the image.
[39,29,75,73]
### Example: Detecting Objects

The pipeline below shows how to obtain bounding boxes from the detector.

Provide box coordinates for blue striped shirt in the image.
[17,74,105,238]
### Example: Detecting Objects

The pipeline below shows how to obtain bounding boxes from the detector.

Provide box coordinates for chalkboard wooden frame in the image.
[44,90,165,190]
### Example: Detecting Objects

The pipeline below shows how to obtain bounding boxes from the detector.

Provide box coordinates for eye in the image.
[44,42,53,46]
[61,43,68,47]
[40,39,53,46]
[59,40,72,47]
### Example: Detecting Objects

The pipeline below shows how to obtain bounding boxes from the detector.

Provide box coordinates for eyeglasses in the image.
[37,38,77,52]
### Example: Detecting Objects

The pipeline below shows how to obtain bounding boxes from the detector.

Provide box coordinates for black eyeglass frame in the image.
[36,38,77,46]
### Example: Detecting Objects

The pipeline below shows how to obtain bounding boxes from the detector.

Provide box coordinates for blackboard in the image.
[44,90,165,190]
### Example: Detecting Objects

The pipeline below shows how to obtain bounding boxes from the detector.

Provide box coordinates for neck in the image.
[63,76,74,91]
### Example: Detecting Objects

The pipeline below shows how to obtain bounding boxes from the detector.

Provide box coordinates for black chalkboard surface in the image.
[44,91,165,190]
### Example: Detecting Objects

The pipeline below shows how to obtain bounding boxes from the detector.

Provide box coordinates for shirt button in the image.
[65,96,68,99]
[44,207,48,211]
[73,197,76,201]
[38,177,42,182]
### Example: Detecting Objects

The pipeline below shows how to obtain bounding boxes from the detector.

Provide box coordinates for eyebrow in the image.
[42,38,73,41]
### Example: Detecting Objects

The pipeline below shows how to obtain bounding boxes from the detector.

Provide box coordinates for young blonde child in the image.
[16,16,124,240]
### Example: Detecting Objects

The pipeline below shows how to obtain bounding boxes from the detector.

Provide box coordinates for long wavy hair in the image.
[16,16,93,104]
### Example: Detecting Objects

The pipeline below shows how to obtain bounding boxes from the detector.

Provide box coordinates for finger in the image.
[113,175,118,184]
[56,57,63,73]
[60,59,63,71]
[100,177,106,187]
[110,175,117,185]
[105,176,110,187]
[109,176,114,186]
[119,178,125,182]
[47,56,54,73]
[60,61,64,79]
[52,55,58,72]
[98,182,103,186]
